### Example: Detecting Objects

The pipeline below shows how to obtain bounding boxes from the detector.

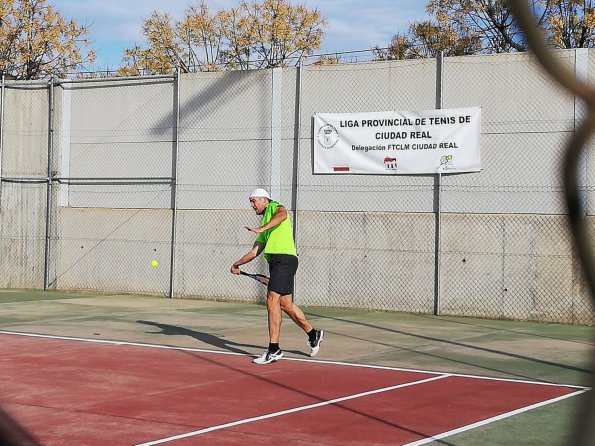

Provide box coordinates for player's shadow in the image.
[137,320,308,357]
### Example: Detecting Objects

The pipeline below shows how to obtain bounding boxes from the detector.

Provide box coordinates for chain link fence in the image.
[0,50,593,324]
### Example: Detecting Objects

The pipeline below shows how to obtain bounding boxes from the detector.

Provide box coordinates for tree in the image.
[224,0,327,69]
[119,11,189,76]
[119,3,231,76]
[547,0,595,48]
[376,1,595,61]
[119,0,327,75]
[180,1,227,70]
[424,0,535,54]
[373,20,481,60]
[0,0,95,79]
[312,54,341,65]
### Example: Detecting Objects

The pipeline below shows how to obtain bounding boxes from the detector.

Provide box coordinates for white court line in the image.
[0,330,246,355]
[0,330,589,391]
[402,388,589,446]
[1,330,590,445]
[134,375,451,446]
[0,330,590,391]
[281,356,590,390]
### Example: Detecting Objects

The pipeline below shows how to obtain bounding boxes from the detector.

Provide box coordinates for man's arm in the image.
[244,206,287,234]
[230,241,265,274]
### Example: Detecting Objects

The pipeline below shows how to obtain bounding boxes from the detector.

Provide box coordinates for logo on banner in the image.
[317,124,339,149]
[438,154,455,171]
[333,157,350,172]
[383,157,397,171]
[333,164,350,172]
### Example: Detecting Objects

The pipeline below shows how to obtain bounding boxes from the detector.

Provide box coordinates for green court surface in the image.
[1,289,593,445]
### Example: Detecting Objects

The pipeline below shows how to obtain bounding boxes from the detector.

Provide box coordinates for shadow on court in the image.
[419,314,595,346]
[133,323,461,446]
[137,320,310,357]
[0,291,589,445]
[304,312,593,382]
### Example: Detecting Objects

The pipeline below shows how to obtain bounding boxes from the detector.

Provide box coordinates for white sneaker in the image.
[308,330,324,357]
[253,349,283,365]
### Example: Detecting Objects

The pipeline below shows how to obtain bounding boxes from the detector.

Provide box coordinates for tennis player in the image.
[231,188,324,365]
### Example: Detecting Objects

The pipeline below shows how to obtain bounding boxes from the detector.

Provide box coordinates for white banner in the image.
[314,107,481,174]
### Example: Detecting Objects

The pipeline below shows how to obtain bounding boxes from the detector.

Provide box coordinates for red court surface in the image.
[0,332,587,446]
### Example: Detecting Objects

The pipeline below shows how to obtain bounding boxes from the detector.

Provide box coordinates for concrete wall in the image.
[1,50,594,325]
[439,213,591,324]
[0,84,49,289]
[0,182,46,288]
[50,207,172,294]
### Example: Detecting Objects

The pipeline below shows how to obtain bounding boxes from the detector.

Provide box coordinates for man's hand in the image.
[244,226,265,234]
[231,242,264,276]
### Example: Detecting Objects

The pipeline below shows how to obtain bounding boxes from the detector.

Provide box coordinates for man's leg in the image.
[280,295,324,357]
[266,290,283,343]
[279,294,312,333]
[253,290,285,365]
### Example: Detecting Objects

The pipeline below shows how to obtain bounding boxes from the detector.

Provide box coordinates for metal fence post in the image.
[291,63,303,301]
[169,68,181,298]
[270,67,283,200]
[292,63,303,248]
[43,78,54,290]
[434,51,444,316]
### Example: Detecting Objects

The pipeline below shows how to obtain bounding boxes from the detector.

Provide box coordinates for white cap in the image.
[249,188,271,200]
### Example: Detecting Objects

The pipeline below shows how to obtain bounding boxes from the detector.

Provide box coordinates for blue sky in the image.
[50,0,429,70]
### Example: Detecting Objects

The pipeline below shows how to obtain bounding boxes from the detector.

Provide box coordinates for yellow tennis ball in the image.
[150,260,158,268]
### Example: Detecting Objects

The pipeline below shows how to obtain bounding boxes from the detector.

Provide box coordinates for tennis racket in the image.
[240,271,269,285]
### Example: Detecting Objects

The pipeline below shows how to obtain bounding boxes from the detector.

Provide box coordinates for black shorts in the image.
[267,254,298,296]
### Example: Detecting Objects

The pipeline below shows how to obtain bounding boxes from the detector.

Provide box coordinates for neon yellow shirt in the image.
[255,201,297,262]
